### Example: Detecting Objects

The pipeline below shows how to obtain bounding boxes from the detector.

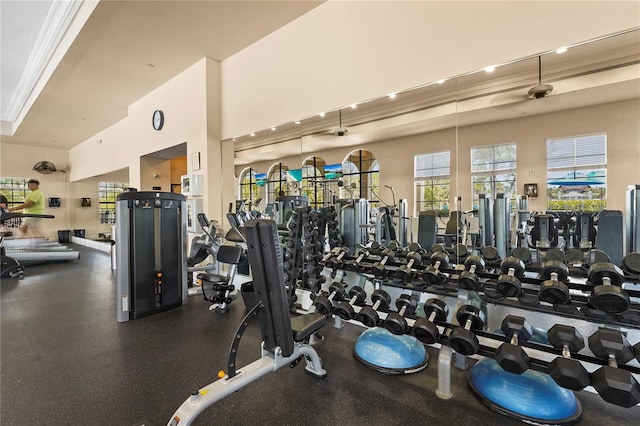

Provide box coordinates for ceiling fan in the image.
[316,109,349,138]
[528,55,554,99]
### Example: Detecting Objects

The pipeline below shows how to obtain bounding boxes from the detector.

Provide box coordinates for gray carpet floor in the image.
[2,245,639,425]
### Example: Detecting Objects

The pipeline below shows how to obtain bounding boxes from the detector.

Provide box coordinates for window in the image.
[414,151,450,214]
[238,167,260,204]
[342,150,379,205]
[266,163,289,202]
[0,177,29,227]
[301,157,326,209]
[547,133,606,211]
[471,143,517,208]
[99,181,129,224]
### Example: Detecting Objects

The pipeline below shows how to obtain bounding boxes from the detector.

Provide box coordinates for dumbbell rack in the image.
[313,246,640,413]
[282,207,325,300]
[325,250,640,329]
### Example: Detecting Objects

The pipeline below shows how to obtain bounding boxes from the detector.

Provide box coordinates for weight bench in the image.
[168,219,326,426]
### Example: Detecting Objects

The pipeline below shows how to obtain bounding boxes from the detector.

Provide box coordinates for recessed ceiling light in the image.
[555,47,568,54]
[271,127,276,131]
[250,133,255,137]
[388,93,397,99]
[437,79,446,84]
[350,104,357,109]
[319,112,326,117]
[294,121,301,125]
[484,66,496,73]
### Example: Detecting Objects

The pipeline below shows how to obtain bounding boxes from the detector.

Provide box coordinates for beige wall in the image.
[0,144,71,239]
[222,1,640,138]
[238,99,640,214]
[69,58,226,221]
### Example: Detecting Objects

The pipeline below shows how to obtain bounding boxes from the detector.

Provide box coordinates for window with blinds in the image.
[414,151,450,213]
[470,143,517,207]
[546,133,607,211]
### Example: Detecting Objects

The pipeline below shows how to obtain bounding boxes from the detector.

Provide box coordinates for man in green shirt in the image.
[7,179,45,237]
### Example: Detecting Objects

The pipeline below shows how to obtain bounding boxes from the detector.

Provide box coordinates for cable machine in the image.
[116,191,187,322]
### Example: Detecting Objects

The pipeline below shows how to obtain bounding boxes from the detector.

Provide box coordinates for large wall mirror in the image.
[227,29,639,242]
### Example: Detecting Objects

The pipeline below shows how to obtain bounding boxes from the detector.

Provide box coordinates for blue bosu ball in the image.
[353,327,428,374]
[469,358,582,425]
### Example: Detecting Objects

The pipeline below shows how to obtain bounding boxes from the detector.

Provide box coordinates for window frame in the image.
[414,151,451,215]
[470,143,517,208]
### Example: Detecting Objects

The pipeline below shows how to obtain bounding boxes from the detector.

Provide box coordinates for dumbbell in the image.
[422,252,449,285]
[494,315,533,375]
[588,262,630,314]
[449,304,486,355]
[480,246,500,264]
[312,282,346,318]
[383,294,418,335]
[511,247,532,265]
[547,324,591,391]
[350,250,371,273]
[357,289,391,327]
[588,329,640,407]
[412,298,449,344]
[495,257,526,298]
[334,287,367,320]
[324,247,349,269]
[395,251,422,281]
[538,260,571,305]
[371,249,396,275]
[458,256,485,292]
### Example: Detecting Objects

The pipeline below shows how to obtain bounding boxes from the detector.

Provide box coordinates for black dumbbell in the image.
[412,298,449,344]
[334,287,367,320]
[588,329,640,407]
[538,260,571,305]
[312,282,346,318]
[458,255,485,291]
[324,247,349,269]
[396,251,422,281]
[495,315,532,374]
[511,247,532,265]
[407,242,425,254]
[588,262,630,314]
[384,294,418,335]
[371,249,395,275]
[422,252,449,285]
[357,289,391,327]
[622,252,640,275]
[545,248,567,263]
[449,304,486,355]
[350,250,371,272]
[480,246,500,263]
[496,257,525,298]
[547,324,591,391]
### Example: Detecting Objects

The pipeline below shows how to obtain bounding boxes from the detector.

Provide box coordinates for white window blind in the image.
[547,133,606,169]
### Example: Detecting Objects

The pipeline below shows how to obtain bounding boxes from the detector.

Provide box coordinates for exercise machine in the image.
[0,211,78,276]
[167,219,326,425]
[116,192,187,322]
[187,213,223,285]
[627,185,640,254]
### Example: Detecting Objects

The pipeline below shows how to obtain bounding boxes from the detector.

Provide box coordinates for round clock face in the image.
[153,110,164,130]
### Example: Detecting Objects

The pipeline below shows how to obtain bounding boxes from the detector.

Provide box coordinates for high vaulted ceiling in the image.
[1,0,638,162]
[0,0,323,149]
